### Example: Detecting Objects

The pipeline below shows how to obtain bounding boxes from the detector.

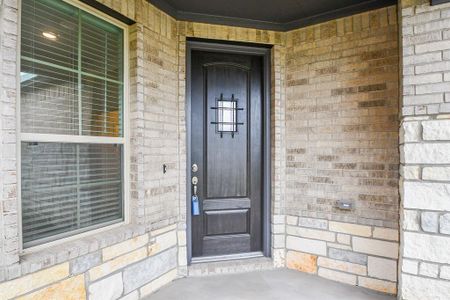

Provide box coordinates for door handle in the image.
[191,176,200,216]
[192,176,198,196]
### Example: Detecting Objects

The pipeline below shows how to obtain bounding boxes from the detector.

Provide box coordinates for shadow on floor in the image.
[145,269,395,300]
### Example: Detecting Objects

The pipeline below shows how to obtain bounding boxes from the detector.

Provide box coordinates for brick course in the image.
[284,6,400,293]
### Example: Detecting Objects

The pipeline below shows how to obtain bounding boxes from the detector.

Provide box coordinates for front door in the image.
[190,48,264,258]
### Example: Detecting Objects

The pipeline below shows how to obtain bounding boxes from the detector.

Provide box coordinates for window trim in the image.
[17,0,130,253]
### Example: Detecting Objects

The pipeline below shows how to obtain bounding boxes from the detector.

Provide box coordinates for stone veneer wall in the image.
[399,0,450,298]
[284,6,400,294]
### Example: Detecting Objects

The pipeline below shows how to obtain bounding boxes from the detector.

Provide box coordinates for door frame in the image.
[185,39,272,264]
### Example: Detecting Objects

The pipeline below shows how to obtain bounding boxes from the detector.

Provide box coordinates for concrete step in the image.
[188,255,275,277]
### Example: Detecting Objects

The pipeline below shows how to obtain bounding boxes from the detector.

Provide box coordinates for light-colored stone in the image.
[422,120,450,140]
[119,291,139,300]
[178,246,187,267]
[440,213,450,234]
[286,216,298,225]
[358,277,396,294]
[441,266,450,280]
[328,248,367,265]
[372,227,398,241]
[402,166,420,180]
[286,251,318,274]
[89,247,147,281]
[404,232,450,263]
[419,262,439,278]
[71,251,101,275]
[272,234,285,249]
[149,231,177,256]
[423,167,450,181]
[421,211,439,233]
[140,269,177,297]
[273,249,286,268]
[297,217,328,230]
[286,236,327,256]
[102,234,149,261]
[318,268,357,285]
[403,143,450,164]
[368,256,397,281]
[16,275,85,300]
[177,230,187,246]
[402,121,421,142]
[403,210,420,231]
[404,182,450,211]
[286,226,335,242]
[326,243,352,251]
[352,237,398,259]
[336,234,351,245]
[150,224,177,237]
[123,248,177,294]
[89,272,123,300]
[0,263,69,299]
[273,224,285,234]
[329,222,371,237]
[317,257,366,276]
[402,274,450,300]
[402,259,418,275]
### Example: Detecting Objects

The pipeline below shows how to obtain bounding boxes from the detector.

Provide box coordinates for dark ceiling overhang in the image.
[148,0,397,31]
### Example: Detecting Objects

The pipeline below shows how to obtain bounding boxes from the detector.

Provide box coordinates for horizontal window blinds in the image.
[21,143,123,244]
[21,0,123,137]
[20,0,125,247]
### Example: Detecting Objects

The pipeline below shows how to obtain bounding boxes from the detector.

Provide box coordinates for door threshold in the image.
[191,251,264,264]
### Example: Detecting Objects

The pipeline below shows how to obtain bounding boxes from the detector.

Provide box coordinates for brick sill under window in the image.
[2,224,146,283]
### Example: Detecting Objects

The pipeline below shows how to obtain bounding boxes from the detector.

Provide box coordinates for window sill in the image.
[3,224,146,282]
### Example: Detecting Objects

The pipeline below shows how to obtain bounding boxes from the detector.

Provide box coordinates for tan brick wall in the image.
[93,0,180,232]
[399,0,450,298]
[284,6,400,294]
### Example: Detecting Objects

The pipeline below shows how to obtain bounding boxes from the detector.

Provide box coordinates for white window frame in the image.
[17,0,130,253]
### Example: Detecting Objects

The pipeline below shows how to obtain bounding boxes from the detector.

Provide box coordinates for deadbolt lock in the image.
[192,163,198,173]
[192,176,198,185]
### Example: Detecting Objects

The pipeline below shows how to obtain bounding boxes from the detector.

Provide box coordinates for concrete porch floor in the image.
[145,269,395,300]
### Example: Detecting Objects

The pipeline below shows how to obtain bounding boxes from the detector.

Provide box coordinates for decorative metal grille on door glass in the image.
[210,94,244,138]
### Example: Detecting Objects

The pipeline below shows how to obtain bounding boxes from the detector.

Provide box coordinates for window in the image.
[20,0,127,248]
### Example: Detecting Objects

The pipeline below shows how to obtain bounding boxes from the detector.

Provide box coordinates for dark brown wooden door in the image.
[191,50,263,257]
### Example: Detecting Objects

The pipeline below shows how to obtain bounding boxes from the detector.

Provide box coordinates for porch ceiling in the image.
[148,0,396,31]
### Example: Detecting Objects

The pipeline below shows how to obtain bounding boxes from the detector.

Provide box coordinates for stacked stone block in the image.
[284,6,400,294]
[0,224,178,299]
[400,0,450,298]
[286,217,398,293]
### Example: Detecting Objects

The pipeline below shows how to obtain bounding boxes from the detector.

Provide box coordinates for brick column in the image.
[0,0,19,271]
[399,0,450,298]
